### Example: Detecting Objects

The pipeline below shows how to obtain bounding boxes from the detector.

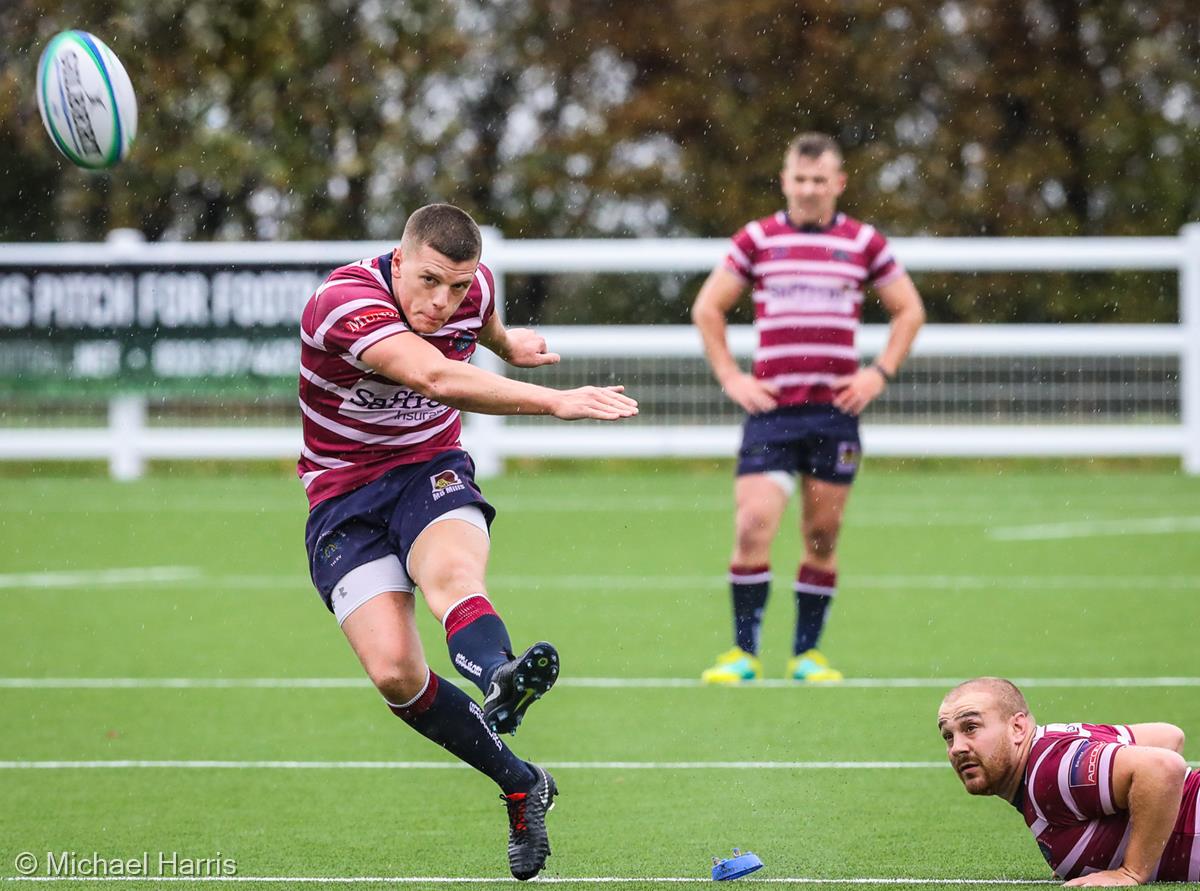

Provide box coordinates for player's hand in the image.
[502,328,561,368]
[721,373,778,415]
[1062,867,1143,886]
[552,385,638,421]
[832,367,887,416]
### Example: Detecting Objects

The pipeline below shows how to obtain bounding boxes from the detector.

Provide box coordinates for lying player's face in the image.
[780,150,847,226]
[393,243,479,334]
[937,692,1019,796]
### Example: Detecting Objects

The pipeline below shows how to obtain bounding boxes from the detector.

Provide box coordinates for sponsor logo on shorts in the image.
[455,653,483,677]
[345,309,401,332]
[431,469,466,500]
[1069,743,1103,788]
[319,532,345,568]
[835,441,861,475]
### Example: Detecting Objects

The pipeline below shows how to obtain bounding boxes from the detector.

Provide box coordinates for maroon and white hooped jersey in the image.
[297,252,496,509]
[1016,723,1200,881]
[722,211,904,407]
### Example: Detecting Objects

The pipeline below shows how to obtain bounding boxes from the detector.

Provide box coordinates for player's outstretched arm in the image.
[1062,745,1188,887]
[478,314,562,369]
[361,332,637,421]
[692,267,778,414]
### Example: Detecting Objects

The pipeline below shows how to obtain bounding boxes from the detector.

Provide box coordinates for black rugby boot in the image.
[482,641,559,735]
[501,764,557,880]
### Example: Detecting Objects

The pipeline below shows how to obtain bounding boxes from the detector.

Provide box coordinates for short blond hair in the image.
[943,677,1031,720]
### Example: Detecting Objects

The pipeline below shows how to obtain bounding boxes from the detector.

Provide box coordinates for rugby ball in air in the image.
[36,30,137,169]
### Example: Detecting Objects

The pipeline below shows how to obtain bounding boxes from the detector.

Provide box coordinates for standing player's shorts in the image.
[305,449,496,624]
[736,405,862,485]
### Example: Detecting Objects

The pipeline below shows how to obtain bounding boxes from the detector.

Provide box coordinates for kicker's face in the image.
[937,691,1018,796]
[392,243,478,334]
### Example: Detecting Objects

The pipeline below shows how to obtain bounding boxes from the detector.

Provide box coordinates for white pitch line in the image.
[988,515,1200,540]
[1,676,1199,690]
[0,760,951,770]
[0,678,374,689]
[558,676,1200,689]
[4,571,1198,593]
[0,877,1060,885]
[493,574,1200,592]
[0,567,201,590]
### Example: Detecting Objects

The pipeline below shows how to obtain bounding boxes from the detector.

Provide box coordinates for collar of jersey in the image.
[377,250,415,330]
[779,210,843,234]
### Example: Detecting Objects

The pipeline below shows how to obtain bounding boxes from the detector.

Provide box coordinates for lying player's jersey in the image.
[722,211,904,407]
[1017,723,1200,881]
[297,252,496,509]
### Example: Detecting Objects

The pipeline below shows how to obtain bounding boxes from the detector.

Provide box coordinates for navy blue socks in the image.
[729,564,771,654]
[388,670,535,794]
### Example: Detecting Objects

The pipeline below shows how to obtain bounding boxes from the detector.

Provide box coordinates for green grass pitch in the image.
[1,465,1198,890]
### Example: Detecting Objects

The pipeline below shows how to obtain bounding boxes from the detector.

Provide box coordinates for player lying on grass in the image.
[298,203,638,880]
[938,677,1196,885]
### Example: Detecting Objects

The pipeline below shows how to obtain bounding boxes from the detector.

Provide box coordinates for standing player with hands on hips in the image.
[692,133,925,685]
[298,204,638,880]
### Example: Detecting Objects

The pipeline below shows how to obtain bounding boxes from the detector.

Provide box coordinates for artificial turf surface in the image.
[1,466,1198,889]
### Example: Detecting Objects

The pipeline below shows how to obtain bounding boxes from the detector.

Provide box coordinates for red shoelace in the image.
[503,792,528,832]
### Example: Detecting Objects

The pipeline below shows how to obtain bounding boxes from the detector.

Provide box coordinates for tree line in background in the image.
[1,0,1197,323]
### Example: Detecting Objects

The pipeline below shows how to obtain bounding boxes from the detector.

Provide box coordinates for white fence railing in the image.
[0,226,1197,477]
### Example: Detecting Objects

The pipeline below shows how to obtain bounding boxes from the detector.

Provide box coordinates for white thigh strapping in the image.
[764,470,797,497]
[332,555,413,626]
[404,504,490,577]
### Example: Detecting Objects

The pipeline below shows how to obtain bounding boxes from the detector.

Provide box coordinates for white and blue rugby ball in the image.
[36,30,137,170]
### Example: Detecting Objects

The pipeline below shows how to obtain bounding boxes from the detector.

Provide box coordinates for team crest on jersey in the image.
[1068,743,1103,788]
[832,249,852,262]
[449,330,478,353]
[836,441,861,475]
[431,469,466,500]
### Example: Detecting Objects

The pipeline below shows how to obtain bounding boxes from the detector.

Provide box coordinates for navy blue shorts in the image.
[305,450,496,615]
[736,405,862,485]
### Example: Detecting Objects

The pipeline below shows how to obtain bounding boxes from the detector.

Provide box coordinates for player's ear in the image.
[1010,710,1032,742]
